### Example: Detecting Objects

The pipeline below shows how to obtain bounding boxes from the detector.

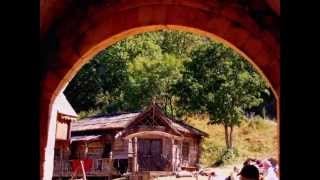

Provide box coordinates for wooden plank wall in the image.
[177,137,199,167]
[56,121,69,140]
[55,134,201,171]
[112,138,128,159]
[87,141,104,159]
[162,137,172,160]
[187,137,198,165]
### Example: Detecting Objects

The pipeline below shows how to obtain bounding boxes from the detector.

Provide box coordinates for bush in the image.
[200,140,223,166]
[213,148,239,167]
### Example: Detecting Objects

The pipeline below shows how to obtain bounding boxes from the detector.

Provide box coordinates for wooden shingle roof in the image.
[71,104,207,137]
[71,112,140,132]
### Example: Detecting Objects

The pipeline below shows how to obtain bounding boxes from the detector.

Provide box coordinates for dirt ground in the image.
[155,164,243,180]
[110,164,243,180]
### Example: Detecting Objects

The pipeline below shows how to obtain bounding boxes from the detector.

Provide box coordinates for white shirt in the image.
[264,167,278,180]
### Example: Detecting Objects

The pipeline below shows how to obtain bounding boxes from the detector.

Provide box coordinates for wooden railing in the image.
[53,158,116,177]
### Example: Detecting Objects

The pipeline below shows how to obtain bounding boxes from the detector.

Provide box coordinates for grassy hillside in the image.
[184,114,278,167]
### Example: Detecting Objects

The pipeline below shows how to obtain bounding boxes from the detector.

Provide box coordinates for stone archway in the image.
[40,0,279,179]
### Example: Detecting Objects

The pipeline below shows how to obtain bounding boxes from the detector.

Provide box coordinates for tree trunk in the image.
[170,97,173,117]
[229,125,234,149]
[164,96,168,114]
[224,125,230,149]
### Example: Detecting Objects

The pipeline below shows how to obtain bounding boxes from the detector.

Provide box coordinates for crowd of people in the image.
[226,158,279,180]
[176,157,279,180]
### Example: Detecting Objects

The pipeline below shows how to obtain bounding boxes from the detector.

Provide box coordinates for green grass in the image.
[184,114,278,167]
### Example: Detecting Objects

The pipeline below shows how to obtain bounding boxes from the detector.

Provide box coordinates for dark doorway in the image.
[103,143,112,158]
[113,159,128,175]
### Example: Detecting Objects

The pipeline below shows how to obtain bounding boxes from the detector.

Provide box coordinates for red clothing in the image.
[83,159,93,171]
[71,159,93,173]
[71,160,81,172]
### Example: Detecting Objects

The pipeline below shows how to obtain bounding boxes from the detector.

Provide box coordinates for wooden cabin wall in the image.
[62,148,70,160]
[87,141,104,159]
[68,141,104,159]
[112,138,128,159]
[188,137,198,165]
[162,137,172,160]
[56,121,69,140]
[177,136,200,167]
[54,142,70,160]
[75,143,86,159]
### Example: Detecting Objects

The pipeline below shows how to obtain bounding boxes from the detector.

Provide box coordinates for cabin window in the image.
[182,142,189,161]
[103,143,112,158]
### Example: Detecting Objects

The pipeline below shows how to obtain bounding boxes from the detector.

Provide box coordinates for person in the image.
[243,158,256,166]
[274,164,279,178]
[238,165,260,180]
[267,158,279,178]
[226,166,240,180]
[267,158,278,168]
[261,160,278,180]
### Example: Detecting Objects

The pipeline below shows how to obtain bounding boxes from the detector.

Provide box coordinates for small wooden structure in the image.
[53,93,78,180]
[53,102,208,179]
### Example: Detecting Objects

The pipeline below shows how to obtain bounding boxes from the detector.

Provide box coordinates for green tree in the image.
[64,46,129,113]
[64,30,208,116]
[124,53,184,115]
[172,42,268,149]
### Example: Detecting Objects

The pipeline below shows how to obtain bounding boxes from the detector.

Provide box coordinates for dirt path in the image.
[156,163,243,180]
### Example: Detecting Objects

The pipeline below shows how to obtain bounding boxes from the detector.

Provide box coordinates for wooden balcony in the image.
[53,158,117,177]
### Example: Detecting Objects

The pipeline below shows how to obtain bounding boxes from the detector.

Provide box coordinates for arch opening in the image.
[45,26,280,176]
[41,16,280,180]
[51,25,279,114]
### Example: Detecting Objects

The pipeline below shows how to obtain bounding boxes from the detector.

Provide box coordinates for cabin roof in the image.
[170,118,208,137]
[56,93,77,117]
[71,104,207,137]
[71,135,102,142]
[71,112,140,132]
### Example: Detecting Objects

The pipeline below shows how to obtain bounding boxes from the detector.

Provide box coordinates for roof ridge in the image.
[80,111,142,120]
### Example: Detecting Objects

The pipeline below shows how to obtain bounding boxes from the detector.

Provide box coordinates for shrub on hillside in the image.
[189,115,277,167]
[213,148,239,167]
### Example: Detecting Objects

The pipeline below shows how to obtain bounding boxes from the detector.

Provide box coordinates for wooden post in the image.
[180,141,183,167]
[133,137,138,172]
[171,138,175,172]
[128,138,133,173]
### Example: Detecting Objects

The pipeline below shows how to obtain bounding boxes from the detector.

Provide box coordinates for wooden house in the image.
[55,93,77,141]
[53,93,77,179]
[53,103,208,179]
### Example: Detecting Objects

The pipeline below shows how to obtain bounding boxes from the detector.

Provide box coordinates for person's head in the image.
[256,160,262,165]
[238,165,260,180]
[262,160,272,171]
[243,158,254,166]
[268,158,278,167]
